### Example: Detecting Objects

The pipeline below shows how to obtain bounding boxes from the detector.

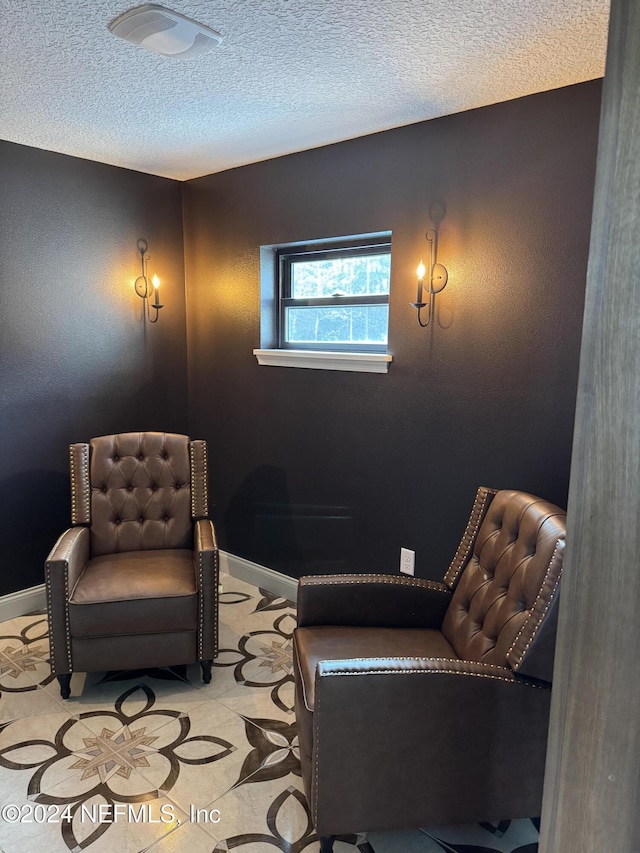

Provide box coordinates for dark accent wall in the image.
[0,142,187,595]
[183,81,602,580]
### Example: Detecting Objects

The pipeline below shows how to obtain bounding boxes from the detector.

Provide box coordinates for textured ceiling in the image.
[0,0,609,180]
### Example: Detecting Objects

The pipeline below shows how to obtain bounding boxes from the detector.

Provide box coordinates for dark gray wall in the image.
[0,142,188,595]
[183,81,602,580]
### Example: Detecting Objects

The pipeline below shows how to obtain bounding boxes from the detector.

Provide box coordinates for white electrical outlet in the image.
[400,547,415,576]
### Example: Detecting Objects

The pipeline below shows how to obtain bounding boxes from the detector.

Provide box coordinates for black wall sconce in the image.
[134,239,163,323]
[410,229,448,327]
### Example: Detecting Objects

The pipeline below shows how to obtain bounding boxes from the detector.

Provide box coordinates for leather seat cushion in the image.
[294,626,459,762]
[69,549,197,638]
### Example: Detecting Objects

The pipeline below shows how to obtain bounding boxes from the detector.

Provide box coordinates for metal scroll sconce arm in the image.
[134,239,163,323]
[410,229,448,327]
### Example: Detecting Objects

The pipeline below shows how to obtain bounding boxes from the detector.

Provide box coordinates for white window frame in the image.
[254,232,393,374]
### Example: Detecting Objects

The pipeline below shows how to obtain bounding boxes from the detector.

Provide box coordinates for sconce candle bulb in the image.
[416,259,426,304]
[410,229,448,327]
[134,240,164,323]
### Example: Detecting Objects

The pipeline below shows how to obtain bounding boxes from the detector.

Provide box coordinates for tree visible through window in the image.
[278,237,391,351]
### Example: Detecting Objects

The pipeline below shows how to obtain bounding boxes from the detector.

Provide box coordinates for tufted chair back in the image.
[69,432,208,557]
[441,489,566,683]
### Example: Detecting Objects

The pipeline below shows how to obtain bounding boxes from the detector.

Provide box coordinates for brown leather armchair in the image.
[293,488,566,852]
[45,432,218,699]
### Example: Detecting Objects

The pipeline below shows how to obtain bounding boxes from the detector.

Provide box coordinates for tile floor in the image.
[0,572,540,853]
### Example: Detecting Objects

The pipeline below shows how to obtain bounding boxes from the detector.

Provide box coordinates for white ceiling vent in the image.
[108,5,222,59]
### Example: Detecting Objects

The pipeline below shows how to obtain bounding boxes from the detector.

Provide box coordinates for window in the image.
[277,236,391,352]
[254,233,393,373]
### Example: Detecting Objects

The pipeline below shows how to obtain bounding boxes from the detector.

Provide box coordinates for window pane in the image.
[285,304,389,345]
[291,253,390,299]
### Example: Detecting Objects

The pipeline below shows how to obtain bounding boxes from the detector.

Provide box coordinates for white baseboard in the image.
[0,584,46,623]
[0,554,298,626]
[219,550,298,603]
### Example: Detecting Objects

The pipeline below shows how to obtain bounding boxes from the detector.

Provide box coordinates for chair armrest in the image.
[310,657,551,835]
[194,519,219,661]
[45,526,89,675]
[296,574,452,629]
[194,517,217,555]
[317,656,524,680]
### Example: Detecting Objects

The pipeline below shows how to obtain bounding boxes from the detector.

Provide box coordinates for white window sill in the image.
[253,349,393,374]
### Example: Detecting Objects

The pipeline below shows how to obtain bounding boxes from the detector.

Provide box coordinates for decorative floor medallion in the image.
[69,724,159,782]
[0,617,54,695]
[214,611,296,715]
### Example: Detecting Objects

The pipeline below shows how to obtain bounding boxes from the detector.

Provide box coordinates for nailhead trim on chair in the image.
[506,540,563,671]
[189,441,209,519]
[83,444,90,522]
[69,444,90,526]
[213,527,219,657]
[63,569,71,672]
[444,487,498,590]
[317,666,550,689]
[190,444,196,519]
[45,529,67,676]
[60,532,80,674]
[45,528,83,675]
[202,443,209,516]
[45,565,56,674]
[198,536,204,660]
[196,519,218,661]
[302,575,449,591]
[332,657,512,668]
[69,445,76,524]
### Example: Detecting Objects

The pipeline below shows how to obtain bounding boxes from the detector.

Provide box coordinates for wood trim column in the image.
[540,0,640,849]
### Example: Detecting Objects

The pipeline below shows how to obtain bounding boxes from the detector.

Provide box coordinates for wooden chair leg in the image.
[57,674,71,699]
[319,836,334,853]
[200,660,212,683]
